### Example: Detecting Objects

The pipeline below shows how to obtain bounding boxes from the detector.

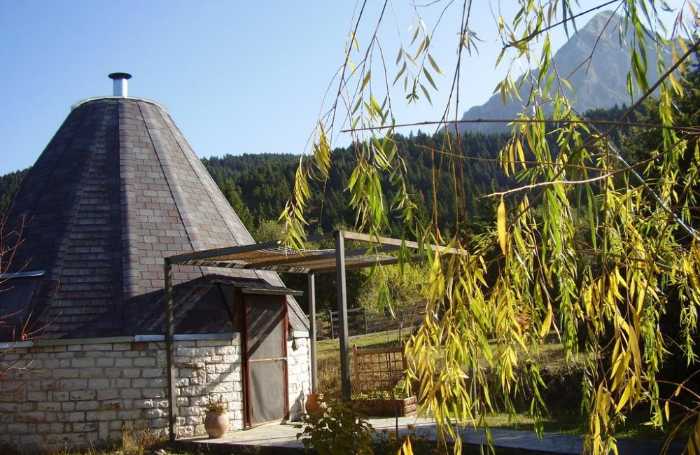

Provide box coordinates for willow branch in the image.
[340,117,700,134]
[502,0,621,50]
[482,173,622,199]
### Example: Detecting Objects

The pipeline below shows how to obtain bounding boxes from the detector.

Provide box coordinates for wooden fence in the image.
[317,302,425,340]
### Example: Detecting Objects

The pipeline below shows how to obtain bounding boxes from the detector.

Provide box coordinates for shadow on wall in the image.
[290,390,305,421]
[174,339,244,437]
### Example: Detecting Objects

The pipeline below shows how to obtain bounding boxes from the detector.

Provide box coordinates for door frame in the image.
[240,292,289,429]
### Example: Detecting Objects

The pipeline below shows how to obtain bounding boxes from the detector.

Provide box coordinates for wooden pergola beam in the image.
[163,229,468,438]
[335,230,351,400]
[343,230,467,256]
[163,259,177,443]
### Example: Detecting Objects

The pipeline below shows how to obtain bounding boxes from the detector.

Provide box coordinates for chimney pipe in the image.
[108,72,132,97]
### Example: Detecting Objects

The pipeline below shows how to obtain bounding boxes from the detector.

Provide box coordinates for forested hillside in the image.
[0,132,507,238]
[0,169,28,215]
[203,132,509,235]
[0,102,635,236]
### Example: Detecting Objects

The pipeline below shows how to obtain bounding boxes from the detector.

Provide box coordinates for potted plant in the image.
[204,398,228,438]
[306,391,329,417]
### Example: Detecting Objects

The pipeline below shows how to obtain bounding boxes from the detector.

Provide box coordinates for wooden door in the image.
[242,294,288,427]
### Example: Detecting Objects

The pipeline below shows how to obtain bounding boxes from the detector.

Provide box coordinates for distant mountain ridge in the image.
[458,11,660,133]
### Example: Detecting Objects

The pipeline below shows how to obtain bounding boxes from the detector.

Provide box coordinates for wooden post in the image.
[308,272,318,393]
[328,309,334,339]
[164,259,177,442]
[352,345,358,394]
[335,230,352,401]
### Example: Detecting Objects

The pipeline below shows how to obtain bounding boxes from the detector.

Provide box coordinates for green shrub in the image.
[297,398,374,455]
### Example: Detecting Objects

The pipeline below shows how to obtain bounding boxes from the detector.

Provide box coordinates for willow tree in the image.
[281,1,700,453]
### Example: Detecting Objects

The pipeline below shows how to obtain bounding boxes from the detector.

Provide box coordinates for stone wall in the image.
[174,337,244,436]
[0,332,311,451]
[0,335,243,451]
[287,333,312,420]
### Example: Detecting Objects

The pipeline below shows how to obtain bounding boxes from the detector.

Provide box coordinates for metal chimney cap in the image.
[108,72,132,80]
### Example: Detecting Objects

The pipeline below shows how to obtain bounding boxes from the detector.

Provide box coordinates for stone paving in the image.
[181,416,680,454]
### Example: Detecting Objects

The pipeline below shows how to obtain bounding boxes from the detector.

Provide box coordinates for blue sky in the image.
[0,1,685,175]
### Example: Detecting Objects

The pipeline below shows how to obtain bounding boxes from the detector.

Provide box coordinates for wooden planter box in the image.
[351,396,417,417]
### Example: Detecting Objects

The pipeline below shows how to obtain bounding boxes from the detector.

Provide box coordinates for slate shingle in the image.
[3,97,308,339]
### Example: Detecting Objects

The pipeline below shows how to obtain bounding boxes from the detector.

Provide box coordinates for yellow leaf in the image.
[616,383,631,413]
[687,414,700,455]
[516,139,526,168]
[540,303,553,338]
[497,197,508,255]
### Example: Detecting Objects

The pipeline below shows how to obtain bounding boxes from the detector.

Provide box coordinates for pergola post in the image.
[164,259,177,442]
[334,230,352,400]
[307,272,318,393]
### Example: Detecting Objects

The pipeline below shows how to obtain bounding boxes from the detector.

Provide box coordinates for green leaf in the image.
[419,83,432,104]
[360,71,371,92]
[410,26,420,45]
[428,53,442,74]
[423,67,437,90]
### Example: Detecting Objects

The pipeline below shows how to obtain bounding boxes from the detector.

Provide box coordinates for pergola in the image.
[162,230,466,439]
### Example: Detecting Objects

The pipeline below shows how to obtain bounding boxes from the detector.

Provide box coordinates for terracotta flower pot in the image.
[305,392,323,416]
[204,411,228,438]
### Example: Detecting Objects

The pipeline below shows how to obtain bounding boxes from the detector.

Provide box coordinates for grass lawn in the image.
[316,328,406,361]
[316,329,668,442]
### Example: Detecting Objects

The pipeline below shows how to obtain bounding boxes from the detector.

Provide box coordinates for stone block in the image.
[79,367,105,378]
[96,358,115,367]
[0,402,17,412]
[111,378,131,389]
[38,402,61,412]
[53,368,80,379]
[65,411,85,422]
[7,422,29,433]
[145,408,166,418]
[71,357,95,368]
[76,401,98,411]
[88,378,110,389]
[115,358,133,367]
[121,388,142,399]
[70,390,96,401]
[142,368,163,378]
[82,344,113,351]
[112,343,131,351]
[149,417,168,428]
[134,357,156,367]
[27,391,47,401]
[142,388,165,399]
[72,422,98,432]
[99,421,110,440]
[133,399,155,409]
[122,368,141,378]
[16,411,46,423]
[104,368,123,378]
[98,400,121,411]
[40,379,61,391]
[97,389,120,401]
[117,409,142,420]
[61,379,88,390]
[62,402,76,411]
[86,410,117,421]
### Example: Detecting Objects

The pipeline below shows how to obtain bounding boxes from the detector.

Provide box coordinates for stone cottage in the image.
[0,73,311,450]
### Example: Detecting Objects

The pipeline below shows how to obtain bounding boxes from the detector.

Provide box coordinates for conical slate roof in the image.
[2,96,307,339]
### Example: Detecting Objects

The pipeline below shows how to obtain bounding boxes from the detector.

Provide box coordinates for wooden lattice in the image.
[352,345,406,394]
